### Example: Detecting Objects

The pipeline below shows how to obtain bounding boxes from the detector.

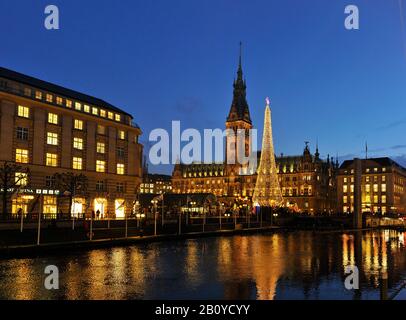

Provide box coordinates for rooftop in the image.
[339,157,406,171]
[0,66,132,118]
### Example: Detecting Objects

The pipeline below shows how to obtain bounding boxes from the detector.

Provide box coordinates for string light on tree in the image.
[252,97,283,207]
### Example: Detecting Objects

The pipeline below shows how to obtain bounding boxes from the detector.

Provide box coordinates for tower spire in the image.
[365,141,368,159]
[226,42,252,124]
[237,41,243,82]
[315,138,320,160]
[239,42,242,69]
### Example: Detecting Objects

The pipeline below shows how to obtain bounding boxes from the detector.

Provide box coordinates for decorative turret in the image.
[315,140,320,160]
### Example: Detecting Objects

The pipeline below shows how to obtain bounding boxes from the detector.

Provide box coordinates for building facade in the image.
[0,67,143,218]
[171,53,337,213]
[337,157,406,215]
[140,174,172,194]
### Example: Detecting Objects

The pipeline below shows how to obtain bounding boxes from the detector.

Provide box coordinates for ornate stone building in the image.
[172,52,337,213]
[0,67,143,218]
[337,157,406,215]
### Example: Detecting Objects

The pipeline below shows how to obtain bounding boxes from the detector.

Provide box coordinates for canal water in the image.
[0,230,405,300]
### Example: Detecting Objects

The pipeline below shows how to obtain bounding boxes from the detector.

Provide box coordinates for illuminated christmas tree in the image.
[252,97,283,207]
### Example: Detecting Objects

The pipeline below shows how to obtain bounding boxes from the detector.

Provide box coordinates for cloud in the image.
[375,119,406,131]
[390,144,406,150]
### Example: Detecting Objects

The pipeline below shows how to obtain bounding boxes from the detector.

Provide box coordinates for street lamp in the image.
[136,212,145,228]
[151,199,158,235]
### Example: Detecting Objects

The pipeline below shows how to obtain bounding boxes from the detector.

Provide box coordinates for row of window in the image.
[342,184,387,193]
[43,173,125,193]
[282,188,313,196]
[15,148,125,174]
[344,167,387,174]
[343,195,387,204]
[17,107,128,140]
[12,195,127,218]
[17,128,127,155]
[19,87,123,123]
[343,206,388,214]
[343,176,386,183]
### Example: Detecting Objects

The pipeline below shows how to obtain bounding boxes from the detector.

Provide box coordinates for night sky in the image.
[1,0,406,174]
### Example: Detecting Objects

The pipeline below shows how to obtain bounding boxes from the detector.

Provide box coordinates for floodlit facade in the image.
[171,51,337,213]
[0,67,143,218]
[337,157,406,215]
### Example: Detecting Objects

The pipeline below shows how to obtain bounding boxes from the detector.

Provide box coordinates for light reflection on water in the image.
[0,230,405,300]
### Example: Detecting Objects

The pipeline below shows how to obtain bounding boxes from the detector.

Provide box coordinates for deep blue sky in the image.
[1,0,406,174]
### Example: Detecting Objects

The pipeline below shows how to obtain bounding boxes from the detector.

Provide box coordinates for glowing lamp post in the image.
[151,199,158,236]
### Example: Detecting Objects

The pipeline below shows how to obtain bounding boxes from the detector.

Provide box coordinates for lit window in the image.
[74,119,83,130]
[100,109,106,117]
[118,130,125,140]
[48,113,58,124]
[92,107,98,115]
[374,168,378,172]
[15,149,29,163]
[373,184,378,193]
[46,153,58,167]
[46,94,53,103]
[365,184,370,192]
[97,142,105,154]
[382,168,386,172]
[47,132,58,145]
[73,137,83,150]
[72,157,82,170]
[35,91,42,99]
[97,125,105,135]
[373,195,378,203]
[115,199,125,218]
[108,112,114,119]
[343,185,348,193]
[96,160,106,173]
[382,195,386,204]
[350,185,354,193]
[115,114,121,122]
[75,102,82,111]
[17,105,29,118]
[382,184,386,192]
[15,172,28,186]
[43,196,57,215]
[56,97,63,105]
[84,105,90,113]
[117,163,125,175]
[66,100,72,108]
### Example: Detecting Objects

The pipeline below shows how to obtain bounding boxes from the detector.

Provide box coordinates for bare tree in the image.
[53,172,88,217]
[0,162,30,219]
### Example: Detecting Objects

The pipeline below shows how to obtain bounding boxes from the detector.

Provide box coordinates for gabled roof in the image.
[0,66,132,118]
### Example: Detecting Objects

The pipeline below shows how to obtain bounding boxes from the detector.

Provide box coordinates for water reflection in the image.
[0,230,404,300]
